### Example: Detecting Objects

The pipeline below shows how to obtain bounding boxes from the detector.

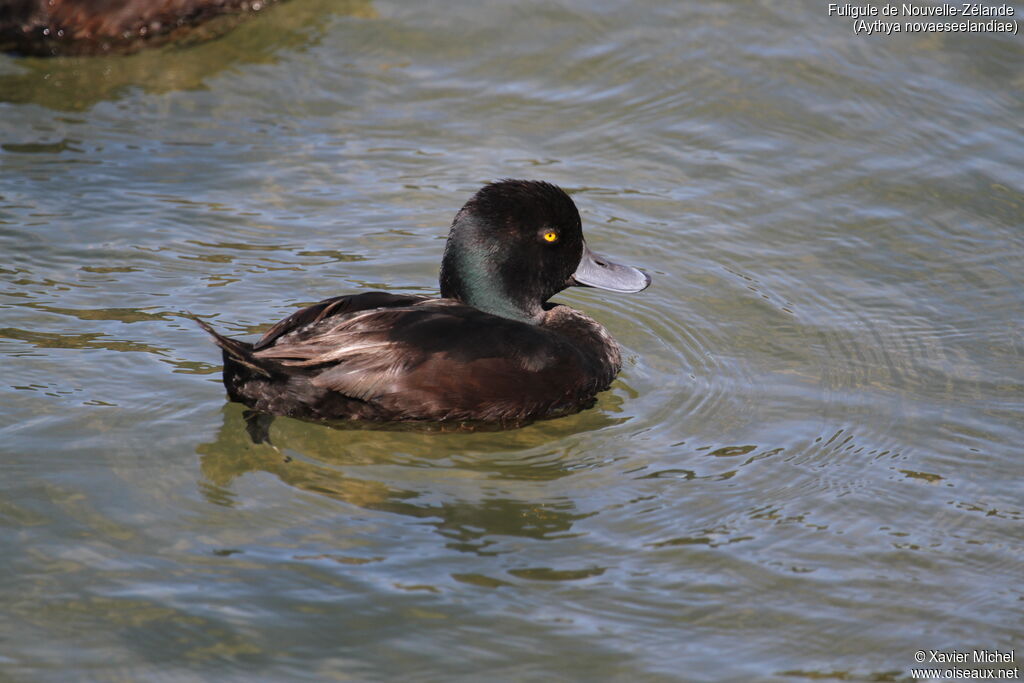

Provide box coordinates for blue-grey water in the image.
[1,1,1022,681]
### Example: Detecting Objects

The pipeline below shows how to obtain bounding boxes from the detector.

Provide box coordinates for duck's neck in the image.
[439,223,543,324]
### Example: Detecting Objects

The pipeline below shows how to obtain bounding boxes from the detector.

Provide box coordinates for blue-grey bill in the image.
[571,243,652,293]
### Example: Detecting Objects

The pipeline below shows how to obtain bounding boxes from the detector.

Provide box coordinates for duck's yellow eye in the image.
[543,231,558,243]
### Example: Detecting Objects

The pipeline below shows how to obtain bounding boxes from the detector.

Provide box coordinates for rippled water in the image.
[2,1,1022,680]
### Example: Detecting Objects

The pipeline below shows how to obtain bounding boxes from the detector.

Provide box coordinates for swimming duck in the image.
[196,179,651,428]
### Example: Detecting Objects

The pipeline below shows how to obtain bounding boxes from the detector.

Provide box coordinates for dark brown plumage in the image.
[0,0,281,56]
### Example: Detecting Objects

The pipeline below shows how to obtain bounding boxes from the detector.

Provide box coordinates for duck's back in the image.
[203,292,621,425]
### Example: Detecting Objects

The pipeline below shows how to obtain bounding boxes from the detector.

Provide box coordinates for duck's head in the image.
[439,179,651,323]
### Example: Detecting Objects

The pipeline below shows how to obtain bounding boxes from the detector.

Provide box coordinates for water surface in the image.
[1,1,1021,680]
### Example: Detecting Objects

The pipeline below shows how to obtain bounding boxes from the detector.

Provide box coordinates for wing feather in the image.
[253,292,429,351]
[247,298,596,419]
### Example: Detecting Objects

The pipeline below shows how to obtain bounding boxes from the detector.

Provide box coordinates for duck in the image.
[195,179,652,428]
[0,0,280,56]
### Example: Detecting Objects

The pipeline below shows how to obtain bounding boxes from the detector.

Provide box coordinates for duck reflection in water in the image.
[196,403,612,553]
[195,180,651,437]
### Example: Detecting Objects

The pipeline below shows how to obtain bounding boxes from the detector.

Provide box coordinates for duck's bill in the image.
[570,243,652,293]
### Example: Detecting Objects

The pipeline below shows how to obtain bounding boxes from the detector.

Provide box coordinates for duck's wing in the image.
[251,301,598,421]
[253,292,430,351]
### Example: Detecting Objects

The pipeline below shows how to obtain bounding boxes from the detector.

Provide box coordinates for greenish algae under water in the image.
[0,1,1021,680]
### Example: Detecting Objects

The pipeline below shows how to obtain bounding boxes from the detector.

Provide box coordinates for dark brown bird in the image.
[195,180,652,429]
[0,0,281,56]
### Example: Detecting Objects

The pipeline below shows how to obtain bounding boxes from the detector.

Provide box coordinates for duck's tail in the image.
[189,314,272,378]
